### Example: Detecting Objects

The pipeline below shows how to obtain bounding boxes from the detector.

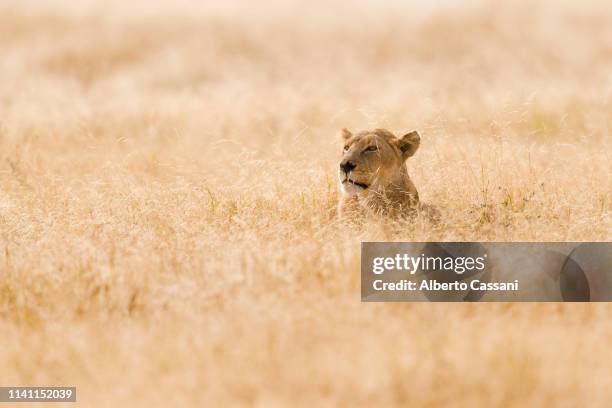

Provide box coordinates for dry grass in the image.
[0,0,611,406]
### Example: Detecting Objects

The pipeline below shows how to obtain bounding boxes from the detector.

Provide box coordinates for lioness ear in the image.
[339,128,352,140]
[396,130,420,159]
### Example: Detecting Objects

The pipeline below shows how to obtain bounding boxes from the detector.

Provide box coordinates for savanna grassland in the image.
[0,0,611,406]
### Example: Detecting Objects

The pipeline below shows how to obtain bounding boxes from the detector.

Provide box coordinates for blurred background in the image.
[2,0,611,182]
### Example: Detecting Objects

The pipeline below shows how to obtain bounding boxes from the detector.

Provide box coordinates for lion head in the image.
[338,128,420,196]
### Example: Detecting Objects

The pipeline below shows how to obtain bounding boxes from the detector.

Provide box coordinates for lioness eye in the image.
[343,145,350,151]
[365,146,378,152]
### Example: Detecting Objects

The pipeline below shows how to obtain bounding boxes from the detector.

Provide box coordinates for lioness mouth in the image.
[342,178,368,189]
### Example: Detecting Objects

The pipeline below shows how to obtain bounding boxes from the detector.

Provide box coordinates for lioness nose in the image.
[340,161,356,173]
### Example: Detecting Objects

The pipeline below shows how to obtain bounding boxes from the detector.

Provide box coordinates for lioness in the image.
[337,128,421,218]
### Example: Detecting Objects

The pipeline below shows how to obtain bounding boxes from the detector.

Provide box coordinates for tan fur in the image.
[337,128,422,218]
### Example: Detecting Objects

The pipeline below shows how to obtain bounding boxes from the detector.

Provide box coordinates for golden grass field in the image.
[0,0,611,406]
